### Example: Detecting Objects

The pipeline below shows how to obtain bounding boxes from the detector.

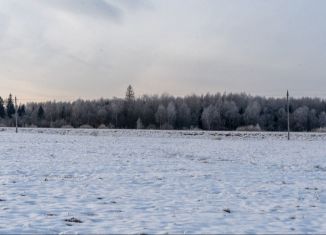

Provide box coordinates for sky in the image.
[0,0,325,101]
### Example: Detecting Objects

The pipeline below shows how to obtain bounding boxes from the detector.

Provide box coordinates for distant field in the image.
[1,128,326,233]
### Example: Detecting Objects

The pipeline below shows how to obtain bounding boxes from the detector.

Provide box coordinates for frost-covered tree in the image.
[136,118,144,129]
[176,102,191,129]
[155,104,167,129]
[71,100,85,127]
[110,99,123,128]
[167,101,176,127]
[201,105,221,130]
[1,90,326,131]
[319,112,326,127]
[244,100,261,125]
[201,106,212,130]
[221,101,240,130]
[43,102,57,126]
[293,106,309,131]
[184,94,202,128]
[308,109,319,131]
[97,107,108,126]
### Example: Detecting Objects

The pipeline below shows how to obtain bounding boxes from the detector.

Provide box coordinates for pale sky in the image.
[0,0,325,101]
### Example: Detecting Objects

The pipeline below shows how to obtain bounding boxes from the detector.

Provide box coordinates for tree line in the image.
[1,86,326,132]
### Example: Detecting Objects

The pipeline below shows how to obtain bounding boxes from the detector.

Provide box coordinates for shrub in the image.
[79,124,93,129]
[312,127,326,133]
[61,125,74,129]
[97,124,107,129]
[236,124,261,132]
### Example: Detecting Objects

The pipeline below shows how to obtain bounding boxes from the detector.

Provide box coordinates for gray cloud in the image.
[0,0,326,100]
[41,0,122,21]
[112,0,152,10]
[40,0,152,21]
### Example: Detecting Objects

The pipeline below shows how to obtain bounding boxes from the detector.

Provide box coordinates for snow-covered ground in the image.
[1,128,326,234]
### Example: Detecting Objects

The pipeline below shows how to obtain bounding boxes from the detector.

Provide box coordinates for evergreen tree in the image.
[18,104,26,117]
[125,85,136,128]
[0,97,5,118]
[6,94,15,118]
[125,85,135,102]
[37,105,45,120]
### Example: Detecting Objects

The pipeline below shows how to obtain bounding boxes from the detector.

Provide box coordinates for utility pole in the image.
[287,90,290,140]
[15,96,18,133]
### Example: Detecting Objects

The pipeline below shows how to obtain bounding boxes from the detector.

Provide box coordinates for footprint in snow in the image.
[314,165,326,171]
[47,213,57,217]
[223,208,231,213]
[64,217,83,223]
[305,187,318,191]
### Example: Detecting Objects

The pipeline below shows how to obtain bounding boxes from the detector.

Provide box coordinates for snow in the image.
[1,128,326,234]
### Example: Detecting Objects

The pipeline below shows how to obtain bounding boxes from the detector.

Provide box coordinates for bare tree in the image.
[244,100,261,125]
[110,99,123,128]
[293,106,309,131]
[136,118,144,129]
[201,105,220,130]
[155,104,167,129]
[167,101,176,127]
[319,111,326,127]
[2,91,326,131]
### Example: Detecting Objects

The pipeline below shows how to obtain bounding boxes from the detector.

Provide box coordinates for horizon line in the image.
[1,90,326,104]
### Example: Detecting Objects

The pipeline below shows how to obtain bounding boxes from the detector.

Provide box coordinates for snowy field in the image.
[1,128,326,234]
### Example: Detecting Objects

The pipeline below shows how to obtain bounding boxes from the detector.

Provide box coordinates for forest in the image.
[1,86,326,132]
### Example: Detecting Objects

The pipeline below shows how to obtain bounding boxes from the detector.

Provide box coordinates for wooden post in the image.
[287,90,290,140]
[15,96,18,133]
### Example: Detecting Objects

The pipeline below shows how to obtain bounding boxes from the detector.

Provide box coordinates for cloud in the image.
[40,0,151,22]
[42,0,121,21]
[0,0,326,100]
[0,0,155,99]
[0,13,8,40]
[112,0,152,10]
